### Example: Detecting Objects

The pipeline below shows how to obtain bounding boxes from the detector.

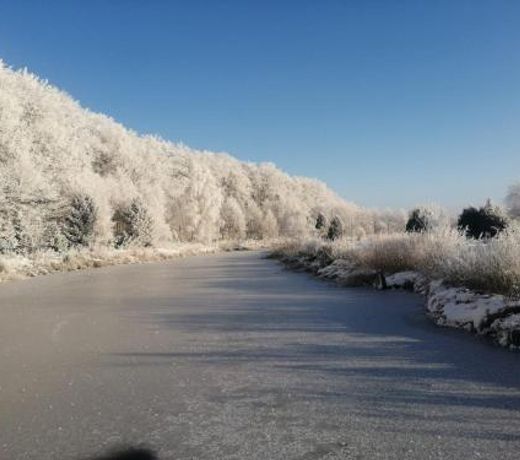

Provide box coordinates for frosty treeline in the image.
[0,62,403,255]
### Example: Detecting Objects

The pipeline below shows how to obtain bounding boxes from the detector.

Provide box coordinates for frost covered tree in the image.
[505,183,520,218]
[245,203,265,240]
[314,212,329,238]
[315,213,327,231]
[327,216,344,241]
[261,209,279,239]
[220,197,246,240]
[406,208,429,232]
[0,60,372,252]
[406,205,449,233]
[458,201,507,239]
[168,160,223,243]
[63,194,97,248]
[113,199,154,247]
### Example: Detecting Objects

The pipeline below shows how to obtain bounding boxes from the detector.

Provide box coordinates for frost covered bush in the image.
[457,202,507,239]
[348,233,419,273]
[2,206,46,255]
[42,221,69,252]
[277,227,520,296]
[405,205,450,233]
[405,208,429,232]
[430,227,520,296]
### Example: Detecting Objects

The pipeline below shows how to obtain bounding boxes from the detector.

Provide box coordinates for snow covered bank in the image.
[0,240,271,284]
[0,244,218,283]
[272,244,520,349]
[388,274,520,348]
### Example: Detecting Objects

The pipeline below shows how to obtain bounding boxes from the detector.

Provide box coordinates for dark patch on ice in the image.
[87,446,158,460]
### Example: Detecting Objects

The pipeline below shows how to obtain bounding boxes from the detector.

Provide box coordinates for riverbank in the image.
[0,240,272,285]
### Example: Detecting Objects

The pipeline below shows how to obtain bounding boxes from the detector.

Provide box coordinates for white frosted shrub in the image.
[431,226,520,295]
[279,227,520,295]
[349,233,418,273]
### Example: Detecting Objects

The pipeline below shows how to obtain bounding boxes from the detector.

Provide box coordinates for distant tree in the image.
[261,209,279,239]
[113,200,154,248]
[63,194,97,247]
[279,209,308,238]
[327,216,344,241]
[406,208,429,233]
[245,203,265,240]
[315,213,327,231]
[314,212,329,238]
[405,205,450,233]
[220,197,246,240]
[505,183,520,218]
[457,201,507,239]
[91,151,118,177]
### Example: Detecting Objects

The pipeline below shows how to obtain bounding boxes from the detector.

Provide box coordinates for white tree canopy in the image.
[0,61,398,252]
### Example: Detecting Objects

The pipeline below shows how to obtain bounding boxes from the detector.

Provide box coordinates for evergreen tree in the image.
[406,208,429,232]
[327,216,344,241]
[63,194,97,247]
[113,200,154,247]
[315,213,327,231]
[458,200,507,239]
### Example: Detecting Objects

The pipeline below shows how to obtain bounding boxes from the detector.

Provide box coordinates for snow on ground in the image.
[424,282,520,348]
[426,282,506,331]
[491,313,520,347]
[385,271,425,290]
[317,260,379,287]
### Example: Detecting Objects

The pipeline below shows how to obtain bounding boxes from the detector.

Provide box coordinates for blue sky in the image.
[1,1,519,209]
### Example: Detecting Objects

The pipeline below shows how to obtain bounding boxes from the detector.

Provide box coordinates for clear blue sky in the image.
[1,1,519,209]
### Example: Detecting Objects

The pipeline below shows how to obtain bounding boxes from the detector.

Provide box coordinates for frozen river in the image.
[1,251,519,459]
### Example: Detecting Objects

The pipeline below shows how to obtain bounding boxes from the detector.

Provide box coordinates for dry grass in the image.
[275,226,520,296]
